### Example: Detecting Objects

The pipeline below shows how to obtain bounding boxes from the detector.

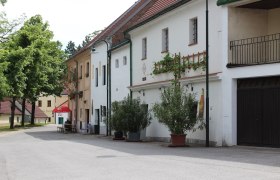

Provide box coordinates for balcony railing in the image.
[228,33,280,68]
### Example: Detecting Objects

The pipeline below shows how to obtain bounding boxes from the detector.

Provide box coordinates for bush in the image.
[152,85,204,135]
[111,95,151,133]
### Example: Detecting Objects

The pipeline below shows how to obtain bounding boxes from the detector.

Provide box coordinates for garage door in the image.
[237,76,280,147]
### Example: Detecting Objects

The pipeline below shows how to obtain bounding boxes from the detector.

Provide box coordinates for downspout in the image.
[108,49,112,136]
[74,60,79,128]
[130,40,132,98]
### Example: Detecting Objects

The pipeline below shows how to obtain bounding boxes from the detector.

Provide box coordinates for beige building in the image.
[37,92,68,123]
[66,48,91,131]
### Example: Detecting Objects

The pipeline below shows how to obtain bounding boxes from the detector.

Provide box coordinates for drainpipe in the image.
[108,49,112,136]
[125,38,133,99]
[206,0,210,147]
[74,60,79,128]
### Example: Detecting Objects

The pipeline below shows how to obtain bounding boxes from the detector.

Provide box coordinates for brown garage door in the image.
[237,76,280,147]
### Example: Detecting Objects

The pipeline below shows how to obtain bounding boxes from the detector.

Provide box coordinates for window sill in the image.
[161,50,169,54]
[188,42,198,46]
[141,57,147,60]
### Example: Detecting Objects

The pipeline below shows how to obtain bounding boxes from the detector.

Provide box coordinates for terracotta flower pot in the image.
[170,134,186,147]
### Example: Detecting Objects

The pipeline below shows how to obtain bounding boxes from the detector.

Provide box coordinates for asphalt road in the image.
[0,125,280,180]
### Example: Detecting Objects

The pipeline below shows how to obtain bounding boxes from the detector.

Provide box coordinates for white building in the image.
[91,41,109,135]
[126,0,224,145]
[219,0,280,147]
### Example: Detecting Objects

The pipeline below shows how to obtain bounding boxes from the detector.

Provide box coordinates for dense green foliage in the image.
[153,85,204,134]
[1,15,66,128]
[111,95,151,133]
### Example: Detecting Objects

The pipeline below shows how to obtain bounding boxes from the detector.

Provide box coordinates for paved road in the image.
[0,125,280,180]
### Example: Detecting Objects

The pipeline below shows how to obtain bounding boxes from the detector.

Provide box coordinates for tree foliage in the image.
[1,15,66,127]
[152,85,204,135]
[64,30,102,58]
[111,95,151,133]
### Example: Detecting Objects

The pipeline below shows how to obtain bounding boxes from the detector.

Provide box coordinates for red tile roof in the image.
[0,101,22,115]
[25,101,49,118]
[135,0,178,24]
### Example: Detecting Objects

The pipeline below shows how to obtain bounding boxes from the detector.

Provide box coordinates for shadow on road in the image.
[25,126,280,168]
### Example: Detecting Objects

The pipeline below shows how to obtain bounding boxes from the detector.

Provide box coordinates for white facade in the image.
[111,44,131,103]
[91,42,108,134]
[129,0,226,145]
[55,112,69,125]
[222,6,280,145]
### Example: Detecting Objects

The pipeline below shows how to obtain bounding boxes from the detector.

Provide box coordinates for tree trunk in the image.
[21,98,26,127]
[10,97,16,129]
[31,101,35,125]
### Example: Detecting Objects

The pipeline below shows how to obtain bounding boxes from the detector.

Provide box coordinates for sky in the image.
[1,0,137,47]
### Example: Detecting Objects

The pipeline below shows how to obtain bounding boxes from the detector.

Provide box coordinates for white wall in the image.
[224,7,280,145]
[91,42,108,134]
[130,0,224,87]
[55,112,69,125]
[129,0,225,145]
[111,44,131,103]
[229,7,280,41]
[268,8,280,34]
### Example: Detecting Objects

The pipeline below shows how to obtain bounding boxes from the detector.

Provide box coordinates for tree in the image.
[2,47,29,128]
[1,0,7,6]
[0,12,25,43]
[18,15,66,125]
[2,15,66,127]
[64,40,76,58]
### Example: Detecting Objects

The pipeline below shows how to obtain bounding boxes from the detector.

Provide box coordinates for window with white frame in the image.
[162,28,169,52]
[189,17,198,45]
[142,38,147,59]
[115,59,119,68]
[123,56,127,65]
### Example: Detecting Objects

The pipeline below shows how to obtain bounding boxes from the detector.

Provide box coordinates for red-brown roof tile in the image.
[0,101,22,115]
[25,101,48,118]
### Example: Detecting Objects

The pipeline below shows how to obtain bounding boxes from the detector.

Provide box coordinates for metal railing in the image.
[228,33,280,67]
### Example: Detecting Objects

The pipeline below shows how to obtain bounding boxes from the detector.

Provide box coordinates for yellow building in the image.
[66,47,91,131]
[36,92,68,123]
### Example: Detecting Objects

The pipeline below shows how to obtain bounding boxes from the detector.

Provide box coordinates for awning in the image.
[52,106,71,113]
[217,0,241,6]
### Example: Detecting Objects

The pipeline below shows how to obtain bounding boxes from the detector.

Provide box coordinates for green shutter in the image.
[217,0,241,6]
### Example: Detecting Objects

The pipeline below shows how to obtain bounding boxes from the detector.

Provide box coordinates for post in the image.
[206,0,210,147]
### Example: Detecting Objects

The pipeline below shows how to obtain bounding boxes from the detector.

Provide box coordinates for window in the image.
[189,17,198,45]
[115,59,119,68]
[80,108,82,118]
[38,100,42,107]
[95,68,98,87]
[102,65,106,85]
[86,62,89,77]
[47,100,51,107]
[123,56,127,65]
[80,65,83,79]
[162,28,169,52]
[142,38,147,59]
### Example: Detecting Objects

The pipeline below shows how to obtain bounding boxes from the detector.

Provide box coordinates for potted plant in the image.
[110,101,126,140]
[113,95,151,142]
[153,84,204,146]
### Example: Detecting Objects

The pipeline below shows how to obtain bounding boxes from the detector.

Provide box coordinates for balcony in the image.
[227,33,280,68]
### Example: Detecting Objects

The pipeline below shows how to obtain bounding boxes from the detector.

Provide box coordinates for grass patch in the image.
[0,122,48,133]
